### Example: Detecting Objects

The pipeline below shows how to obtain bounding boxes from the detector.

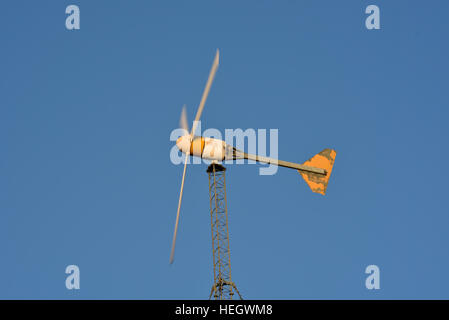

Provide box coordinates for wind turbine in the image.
[169,49,337,299]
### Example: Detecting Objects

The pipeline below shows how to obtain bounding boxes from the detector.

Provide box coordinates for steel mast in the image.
[207,163,242,300]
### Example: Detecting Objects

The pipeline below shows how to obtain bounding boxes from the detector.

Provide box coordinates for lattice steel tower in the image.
[207,163,242,300]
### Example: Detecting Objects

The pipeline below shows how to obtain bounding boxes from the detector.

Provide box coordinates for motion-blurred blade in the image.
[180,105,189,133]
[190,49,220,138]
[169,152,189,264]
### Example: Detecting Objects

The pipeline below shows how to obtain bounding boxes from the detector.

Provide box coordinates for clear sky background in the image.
[1,1,449,299]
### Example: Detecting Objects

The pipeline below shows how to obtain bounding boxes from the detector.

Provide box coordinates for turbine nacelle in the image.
[176,134,227,161]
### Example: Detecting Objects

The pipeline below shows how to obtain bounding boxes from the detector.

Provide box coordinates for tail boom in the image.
[241,149,337,195]
[243,153,326,175]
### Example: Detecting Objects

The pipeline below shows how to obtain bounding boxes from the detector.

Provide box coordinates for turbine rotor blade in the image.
[170,50,219,264]
[180,104,189,133]
[170,152,189,264]
[190,49,220,138]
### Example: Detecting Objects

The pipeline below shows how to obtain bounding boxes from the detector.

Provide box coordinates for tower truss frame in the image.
[207,163,242,300]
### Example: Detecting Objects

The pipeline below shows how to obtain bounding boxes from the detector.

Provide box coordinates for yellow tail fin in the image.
[299,149,337,195]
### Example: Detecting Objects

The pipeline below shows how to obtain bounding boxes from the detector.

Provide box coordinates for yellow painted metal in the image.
[299,149,337,195]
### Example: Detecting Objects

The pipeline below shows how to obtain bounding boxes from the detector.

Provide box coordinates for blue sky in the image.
[1,1,449,299]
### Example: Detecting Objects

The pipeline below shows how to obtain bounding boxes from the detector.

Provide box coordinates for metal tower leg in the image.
[207,163,242,300]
